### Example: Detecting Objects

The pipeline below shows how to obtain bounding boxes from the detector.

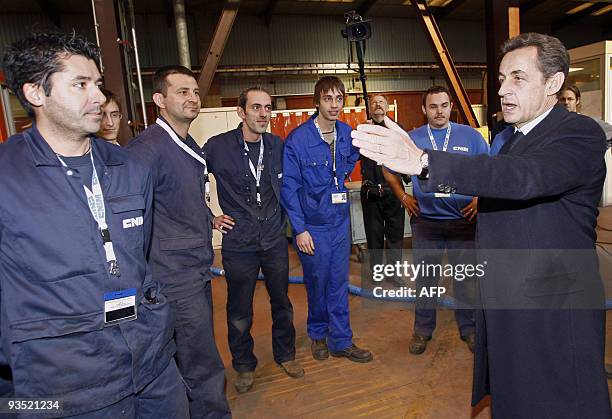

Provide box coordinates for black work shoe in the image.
[461,333,476,353]
[278,360,305,378]
[330,344,373,363]
[409,334,431,355]
[235,371,254,394]
[311,339,329,360]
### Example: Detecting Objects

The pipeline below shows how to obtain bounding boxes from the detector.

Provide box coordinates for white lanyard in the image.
[313,118,340,190]
[426,123,452,152]
[156,118,210,204]
[243,137,265,207]
[57,145,120,276]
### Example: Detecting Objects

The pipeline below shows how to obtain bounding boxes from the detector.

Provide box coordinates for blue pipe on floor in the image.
[211,267,612,310]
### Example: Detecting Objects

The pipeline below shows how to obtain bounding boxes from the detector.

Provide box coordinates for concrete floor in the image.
[209,242,612,419]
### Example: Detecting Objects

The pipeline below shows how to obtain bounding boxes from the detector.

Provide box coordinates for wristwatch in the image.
[417,151,429,180]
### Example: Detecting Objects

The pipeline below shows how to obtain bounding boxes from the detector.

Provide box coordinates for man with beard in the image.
[0,33,187,417]
[281,76,373,363]
[360,95,406,286]
[204,87,303,394]
[126,66,231,419]
[352,33,611,418]
[382,86,488,355]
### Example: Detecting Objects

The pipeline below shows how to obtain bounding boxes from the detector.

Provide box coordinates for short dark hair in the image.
[2,32,100,117]
[313,76,345,106]
[238,86,272,110]
[559,84,581,101]
[152,65,197,96]
[500,32,569,81]
[422,85,451,107]
[100,88,122,113]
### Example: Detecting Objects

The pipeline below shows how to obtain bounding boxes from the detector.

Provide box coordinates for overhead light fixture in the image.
[591,4,612,16]
[568,67,584,72]
[566,2,594,14]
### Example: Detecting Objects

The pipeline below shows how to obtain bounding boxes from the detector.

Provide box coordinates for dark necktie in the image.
[499,130,525,154]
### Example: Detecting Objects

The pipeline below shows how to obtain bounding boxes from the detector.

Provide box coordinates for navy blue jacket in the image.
[0,127,175,416]
[127,122,214,300]
[422,105,610,417]
[281,116,360,234]
[205,125,286,251]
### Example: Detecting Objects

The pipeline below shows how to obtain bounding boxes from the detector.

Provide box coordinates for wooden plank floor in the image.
[210,243,612,419]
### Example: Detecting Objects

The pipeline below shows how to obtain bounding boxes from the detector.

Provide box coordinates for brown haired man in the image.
[126,65,231,418]
[281,76,373,363]
[204,87,303,394]
[353,32,611,418]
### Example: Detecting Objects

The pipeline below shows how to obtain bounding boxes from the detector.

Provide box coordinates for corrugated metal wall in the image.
[217,73,483,98]
[0,13,199,70]
[220,15,486,66]
[0,11,484,97]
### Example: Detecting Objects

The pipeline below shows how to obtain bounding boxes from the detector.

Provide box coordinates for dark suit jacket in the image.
[421,105,611,418]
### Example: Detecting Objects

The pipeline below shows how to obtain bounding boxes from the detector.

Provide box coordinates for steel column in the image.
[409,0,479,128]
[197,0,240,97]
[173,0,191,68]
[93,0,133,143]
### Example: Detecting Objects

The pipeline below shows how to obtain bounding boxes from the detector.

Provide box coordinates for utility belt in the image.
[361,180,391,200]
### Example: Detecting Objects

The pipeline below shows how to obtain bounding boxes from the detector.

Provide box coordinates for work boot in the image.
[278,360,305,378]
[461,333,476,353]
[311,338,329,360]
[234,371,254,394]
[330,343,373,363]
[409,333,431,355]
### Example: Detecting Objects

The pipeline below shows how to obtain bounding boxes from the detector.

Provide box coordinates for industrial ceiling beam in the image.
[93,0,133,143]
[262,0,278,27]
[198,0,240,97]
[409,0,479,128]
[434,0,468,21]
[357,0,379,17]
[35,0,61,27]
[484,0,520,128]
[552,3,608,33]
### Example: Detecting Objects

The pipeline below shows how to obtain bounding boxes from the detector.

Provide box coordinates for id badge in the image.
[331,192,348,204]
[104,288,137,326]
[434,193,451,198]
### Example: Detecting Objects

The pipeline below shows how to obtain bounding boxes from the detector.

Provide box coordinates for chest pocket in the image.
[107,194,146,250]
[301,155,331,188]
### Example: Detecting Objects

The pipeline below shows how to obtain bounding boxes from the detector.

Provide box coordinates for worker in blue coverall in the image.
[127,66,231,419]
[0,33,188,417]
[281,76,373,363]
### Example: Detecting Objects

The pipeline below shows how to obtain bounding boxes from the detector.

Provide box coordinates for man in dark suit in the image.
[352,32,611,418]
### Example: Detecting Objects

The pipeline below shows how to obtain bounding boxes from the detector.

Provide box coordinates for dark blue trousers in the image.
[169,282,231,419]
[410,217,477,337]
[222,239,296,372]
[60,359,188,419]
[297,221,353,352]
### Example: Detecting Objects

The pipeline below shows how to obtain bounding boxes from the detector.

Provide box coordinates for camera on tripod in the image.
[341,11,372,42]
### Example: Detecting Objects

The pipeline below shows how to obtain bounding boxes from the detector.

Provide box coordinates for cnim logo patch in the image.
[123,217,143,229]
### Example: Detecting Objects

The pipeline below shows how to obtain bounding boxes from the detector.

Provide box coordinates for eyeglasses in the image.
[103,112,123,121]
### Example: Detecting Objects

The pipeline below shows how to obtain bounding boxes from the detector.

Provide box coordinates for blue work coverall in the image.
[281,115,360,352]
[0,127,186,417]
[127,121,231,419]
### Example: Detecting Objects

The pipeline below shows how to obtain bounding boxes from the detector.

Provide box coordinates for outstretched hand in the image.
[351,116,424,176]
